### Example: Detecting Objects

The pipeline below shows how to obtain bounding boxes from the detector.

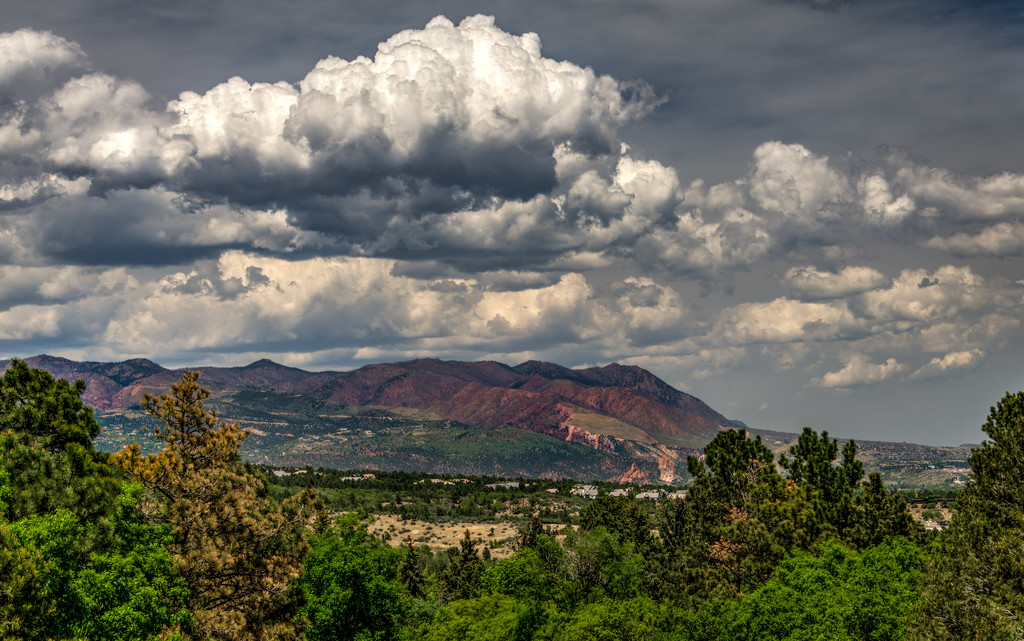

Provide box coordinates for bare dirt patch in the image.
[366,514,522,559]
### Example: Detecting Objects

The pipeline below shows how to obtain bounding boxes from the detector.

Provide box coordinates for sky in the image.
[1,0,1023,446]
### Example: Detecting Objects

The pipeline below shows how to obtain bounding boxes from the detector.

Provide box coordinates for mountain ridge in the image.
[3,355,972,486]
[3,354,746,481]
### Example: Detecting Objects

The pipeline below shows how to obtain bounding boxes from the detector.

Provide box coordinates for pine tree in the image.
[0,359,119,521]
[399,536,426,599]
[779,427,863,539]
[440,530,484,602]
[113,371,318,640]
[912,391,1024,640]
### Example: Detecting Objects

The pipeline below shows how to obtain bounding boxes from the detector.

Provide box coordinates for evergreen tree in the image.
[658,429,812,598]
[439,530,485,602]
[0,359,100,451]
[779,427,863,538]
[399,536,426,599]
[0,361,188,640]
[113,371,318,640]
[849,473,920,549]
[578,496,652,548]
[0,359,119,522]
[912,391,1024,640]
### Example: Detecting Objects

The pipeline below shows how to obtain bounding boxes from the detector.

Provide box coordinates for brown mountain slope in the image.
[4,355,743,481]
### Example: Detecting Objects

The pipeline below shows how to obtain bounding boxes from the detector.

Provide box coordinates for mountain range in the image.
[4,354,749,482]
[3,355,972,486]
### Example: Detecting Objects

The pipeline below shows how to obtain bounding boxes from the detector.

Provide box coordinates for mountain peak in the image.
[243,358,287,369]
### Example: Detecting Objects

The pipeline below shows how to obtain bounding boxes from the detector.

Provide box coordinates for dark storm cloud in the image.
[6,0,1023,182]
[0,16,669,269]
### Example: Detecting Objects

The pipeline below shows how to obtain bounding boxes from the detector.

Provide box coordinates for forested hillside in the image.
[1,359,1022,640]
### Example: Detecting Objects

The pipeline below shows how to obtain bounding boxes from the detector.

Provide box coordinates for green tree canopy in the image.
[578,496,652,548]
[297,514,407,641]
[439,530,486,603]
[913,391,1024,640]
[0,359,101,451]
[0,359,118,522]
[779,427,863,538]
[727,539,923,641]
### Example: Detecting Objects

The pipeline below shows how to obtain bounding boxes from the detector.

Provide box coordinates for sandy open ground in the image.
[366,514,524,559]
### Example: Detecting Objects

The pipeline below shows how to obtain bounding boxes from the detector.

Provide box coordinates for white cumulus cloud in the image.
[818,354,906,388]
[785,265,888,300]
[911,349,985,381]
[925,221,1024,257]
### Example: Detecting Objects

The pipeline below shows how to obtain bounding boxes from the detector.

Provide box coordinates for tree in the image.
[417,594,540,641]
[690,429,775,508]
[398,536,426,599]
[0,518,51,640]
[726,539,923,641]
[659,429,814,597]
[912,391,1024,640]
[480,547,558,604]
[0,359,119,522]
[297,514,406,641]
[0,361,188,640]
[8,489,190,641]
[554,596,666,641]
[514,514,546,551]
[563,526,645,605]
[439,530,485,603]
[848,473,920,549]
[578,496,652,548]
[0,359,100,451]
[779,428,863,538]
[113,371,318,640]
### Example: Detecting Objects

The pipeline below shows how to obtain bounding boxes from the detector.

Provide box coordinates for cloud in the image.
[711,297,861,346]
[703,264,1020,390]
[1,185,316,266]
[611,277,689,347]
[0,29,86,102]
[5,21,1024,281]
[748,141,850,223]
[889,156,1024,220]
[857,265,995,324]
[160,14,658,217]
[857,173,915,224]
[0,19,679,270]
[65,252,614,356]
[784,265,888,299]
[818,354,906,389]
[910,349,984,381]
[925,221,1024,257]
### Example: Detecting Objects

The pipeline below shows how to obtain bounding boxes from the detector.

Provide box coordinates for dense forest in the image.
[1,359,1022,640]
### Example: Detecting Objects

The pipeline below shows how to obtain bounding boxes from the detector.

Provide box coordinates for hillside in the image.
[3,355,747,483]
[2,355,971,486]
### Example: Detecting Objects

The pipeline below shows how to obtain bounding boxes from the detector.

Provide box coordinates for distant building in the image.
[571,485,599,499]
[339,473,376,482]
[635,490,661,501]
[486,482,521,490]
[666,490,688,500]
[608,489,628,498]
